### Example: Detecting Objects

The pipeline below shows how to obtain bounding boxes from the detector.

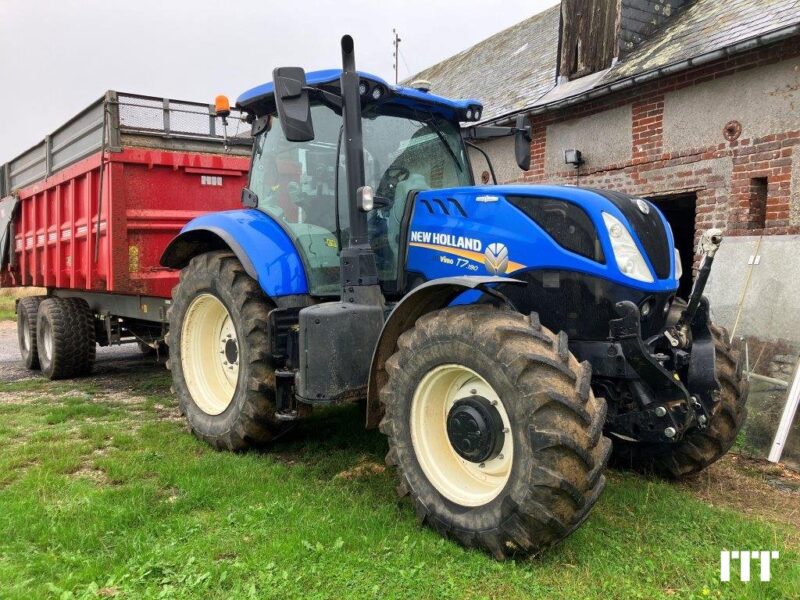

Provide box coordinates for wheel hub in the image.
[224,337,238,365]
[446,395,505,463]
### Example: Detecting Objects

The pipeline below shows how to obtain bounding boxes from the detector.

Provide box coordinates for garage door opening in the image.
[649,193,697,299]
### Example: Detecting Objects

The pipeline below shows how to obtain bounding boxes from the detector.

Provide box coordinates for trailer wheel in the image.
[36,297,96,379]
[167,251,282,451]
[379,305,611,559]
[17,296,45,370]
[611,323,747,478]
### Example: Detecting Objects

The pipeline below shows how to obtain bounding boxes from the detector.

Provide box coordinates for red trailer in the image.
[0,91,252,375]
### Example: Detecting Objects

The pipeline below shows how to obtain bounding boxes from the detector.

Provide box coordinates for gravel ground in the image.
[0,320,164,382]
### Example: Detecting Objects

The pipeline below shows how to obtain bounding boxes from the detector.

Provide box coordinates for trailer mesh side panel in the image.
[1,91,251,196]
[117,94,249,141]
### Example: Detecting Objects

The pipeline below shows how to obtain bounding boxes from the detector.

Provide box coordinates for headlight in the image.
[674,248,683,280]
[602,212,654,283]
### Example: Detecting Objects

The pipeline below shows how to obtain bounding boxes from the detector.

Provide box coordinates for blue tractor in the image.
[161,36,746,558]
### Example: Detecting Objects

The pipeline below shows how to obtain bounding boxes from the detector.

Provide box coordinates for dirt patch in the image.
[0,390,44,404]
[334,458,386,480]
[153,402,182,422]
[679,453,800,537]
[68,465,112,485]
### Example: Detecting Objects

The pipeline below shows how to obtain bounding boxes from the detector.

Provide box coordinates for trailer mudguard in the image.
[365,276,522,428]
[160,209,309,298]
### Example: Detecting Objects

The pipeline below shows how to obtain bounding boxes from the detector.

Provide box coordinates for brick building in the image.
[412,0,800,463]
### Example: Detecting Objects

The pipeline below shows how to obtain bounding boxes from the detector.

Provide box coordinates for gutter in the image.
[482,23,800,127]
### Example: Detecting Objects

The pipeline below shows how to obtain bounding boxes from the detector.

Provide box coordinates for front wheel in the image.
[379,305,611,559]
[167,251,284,451]
[611,323,747,477]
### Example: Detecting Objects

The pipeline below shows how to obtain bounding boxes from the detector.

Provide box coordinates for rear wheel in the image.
[36,297,96,379]
[17,296,44,370]
[167,251,284,451]
[611,321,747,478]
[379,305,611,559]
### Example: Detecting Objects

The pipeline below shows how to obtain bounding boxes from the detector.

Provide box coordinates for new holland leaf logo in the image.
[484,243,509,275]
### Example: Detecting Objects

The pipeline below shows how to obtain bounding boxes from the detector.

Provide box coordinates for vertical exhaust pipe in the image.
[337,35,381,301]
[339,35,368,249]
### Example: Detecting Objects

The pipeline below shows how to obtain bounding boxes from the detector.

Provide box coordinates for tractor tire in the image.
[36,297,96,379]
[17,296,45,370]
[379,305,611,559]
[611,313,747,478]
[167,251,284,451]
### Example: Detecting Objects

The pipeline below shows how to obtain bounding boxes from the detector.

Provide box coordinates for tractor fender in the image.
[365,275,523,428]
[160,209,309,298]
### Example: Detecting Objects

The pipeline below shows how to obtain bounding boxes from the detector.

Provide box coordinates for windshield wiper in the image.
[425,119,463,172]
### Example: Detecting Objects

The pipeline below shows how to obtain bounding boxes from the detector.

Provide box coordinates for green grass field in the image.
[0,369,798,600]
[0,294,15,320]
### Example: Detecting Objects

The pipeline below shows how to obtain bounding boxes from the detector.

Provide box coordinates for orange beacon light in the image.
[215,95,231,119]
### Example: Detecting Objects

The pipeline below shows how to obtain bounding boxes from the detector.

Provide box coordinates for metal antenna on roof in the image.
[392,29,402,84]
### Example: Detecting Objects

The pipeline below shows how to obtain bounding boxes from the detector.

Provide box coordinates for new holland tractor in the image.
[160,36,746,558]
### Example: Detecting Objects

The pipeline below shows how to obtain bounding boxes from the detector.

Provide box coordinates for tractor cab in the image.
[235,70,525,296]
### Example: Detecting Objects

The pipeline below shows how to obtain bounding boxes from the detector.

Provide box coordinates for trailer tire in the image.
[611,321,747,478]
[167,251,283,451]
[17,296,45,370]
[36,297,96,379]
[379,305,611,559]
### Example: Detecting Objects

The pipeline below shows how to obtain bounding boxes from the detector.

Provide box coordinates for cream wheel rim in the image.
[21,316,32,353]
[41,318,53,362]
[410,364,513,507]
[181,293,239,415]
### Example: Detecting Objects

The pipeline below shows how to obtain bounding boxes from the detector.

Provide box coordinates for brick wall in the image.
[516,38,800,246]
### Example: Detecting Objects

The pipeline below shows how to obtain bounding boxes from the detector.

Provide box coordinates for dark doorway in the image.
[649,193,697,299]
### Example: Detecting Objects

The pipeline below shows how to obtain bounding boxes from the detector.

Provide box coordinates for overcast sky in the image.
[0,0,559,162]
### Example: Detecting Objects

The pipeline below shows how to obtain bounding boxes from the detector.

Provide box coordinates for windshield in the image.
[248,103,471,295]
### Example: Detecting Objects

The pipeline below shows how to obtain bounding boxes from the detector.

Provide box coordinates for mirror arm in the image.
[304,86,343,109]
[463,124,531,141]
[465,141,497,185]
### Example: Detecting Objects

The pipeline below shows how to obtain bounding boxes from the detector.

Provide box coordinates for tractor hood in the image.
[407,184,678,292]
[405,184,679,340]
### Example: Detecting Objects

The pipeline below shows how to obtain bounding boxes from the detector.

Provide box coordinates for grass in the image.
[0,287,46,321]
[0,294,15,320]
[0,369,798,599]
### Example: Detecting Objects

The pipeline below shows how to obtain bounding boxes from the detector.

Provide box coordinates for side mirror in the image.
[514,114,532,171]
[273,67,315,142]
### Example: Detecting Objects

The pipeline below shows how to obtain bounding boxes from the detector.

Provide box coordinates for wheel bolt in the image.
[698,415,708,425]
[479,462,485,469]
[498,454,504,460]
[664,427,677,438]
[655,406,667,417]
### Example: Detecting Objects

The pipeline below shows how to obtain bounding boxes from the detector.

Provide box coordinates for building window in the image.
[749,177,768,229]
